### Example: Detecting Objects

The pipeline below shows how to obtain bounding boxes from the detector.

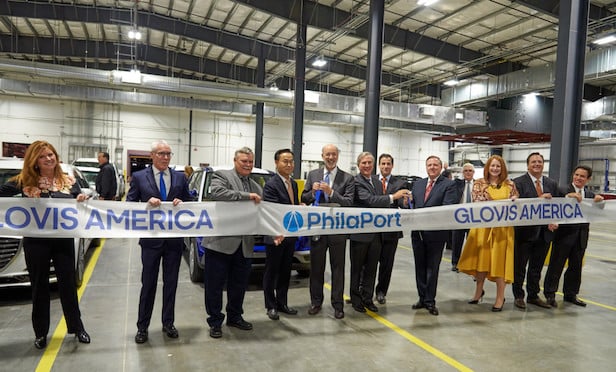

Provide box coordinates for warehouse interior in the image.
[1,1,616,371]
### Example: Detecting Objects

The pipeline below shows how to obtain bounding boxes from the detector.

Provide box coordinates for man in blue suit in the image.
[410,155,458,316]
[127,140,191,344]
[262,149,299,320]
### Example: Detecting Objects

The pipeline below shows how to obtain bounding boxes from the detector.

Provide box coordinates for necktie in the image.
[535,179,542,196]
[285,179,295,205]
[323,172,330,202]
[381,177,387,194]
[465,181,472,203]
[424,179,434,202]
[241,177,250,192]
[159,170,167,200]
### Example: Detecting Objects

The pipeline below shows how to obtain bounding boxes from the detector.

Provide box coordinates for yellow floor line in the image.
[324,283,473,372]
[35,239,105,372]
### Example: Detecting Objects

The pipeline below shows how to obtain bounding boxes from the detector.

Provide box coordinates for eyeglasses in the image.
[155,152,173,157]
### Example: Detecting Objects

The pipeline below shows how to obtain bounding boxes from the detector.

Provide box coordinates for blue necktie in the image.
[159,171,167,200]
[323,172,330,202]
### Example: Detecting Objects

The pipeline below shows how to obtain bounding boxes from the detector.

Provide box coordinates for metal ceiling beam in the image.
[0,1,437,97]
[515,0,611,20]
[233,0,525,76]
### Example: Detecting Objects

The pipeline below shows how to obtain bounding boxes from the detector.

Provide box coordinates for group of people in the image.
[3,139,601,349]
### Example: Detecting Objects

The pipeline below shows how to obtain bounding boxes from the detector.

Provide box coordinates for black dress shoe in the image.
[308,305,322,315]
[364,302,379,312]
[135,329,148,344]
[227,319,253,330]
[426,305,439,316]
[34,336,47,349]
[76,330,91,343]
[277,305,298,315]
[564,296,587,307]
[546,297,558,308]
[376,293,386,305]
[267,308,279,320]
[162,324,179,338]
[411,301,425,310]
[514,298,526,309]
[209,326,222,339]
[527,297,552,309]
[451,265,459,272]
[334,309,345,319]
[352,303,366,313]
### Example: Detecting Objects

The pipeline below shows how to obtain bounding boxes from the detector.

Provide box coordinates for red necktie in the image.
[381,177,387,194]
[535,179,542,196]
[424,179,434,202]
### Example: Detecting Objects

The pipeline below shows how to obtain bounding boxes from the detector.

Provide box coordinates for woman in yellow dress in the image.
[458,155,518,311]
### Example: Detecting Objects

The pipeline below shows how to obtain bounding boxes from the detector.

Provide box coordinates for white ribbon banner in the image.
[0,198,613,238]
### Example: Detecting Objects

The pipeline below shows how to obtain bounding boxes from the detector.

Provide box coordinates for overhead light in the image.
[128,29,142,40]
[594,35,616,45]
[524,92,538,98]
[312,57,327,68]
[418,0,438,6]
[444,79,459,86]
[269,83,278,91]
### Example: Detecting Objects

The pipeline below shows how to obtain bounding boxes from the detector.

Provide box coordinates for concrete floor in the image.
[1,222,616,371]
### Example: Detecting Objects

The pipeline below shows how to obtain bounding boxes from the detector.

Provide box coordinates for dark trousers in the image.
[451,229,469,266]
[263,238,296,310]
[512,237,550,300]
[309,235,346,310]
[411,232,445,306]
[376,238,399,297]
[204,245,252,327]
[137,238,183,330]
[23,237,84,337]
[544,230,586,298]
[350,236,382,306]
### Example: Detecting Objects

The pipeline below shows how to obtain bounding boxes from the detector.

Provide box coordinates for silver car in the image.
[0,159,96,287]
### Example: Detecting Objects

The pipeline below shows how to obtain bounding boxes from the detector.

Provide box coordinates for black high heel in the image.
[468,290,485,304]
[492,298,506,312]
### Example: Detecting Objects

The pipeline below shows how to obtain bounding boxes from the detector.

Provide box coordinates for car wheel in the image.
[75,238,86,287]
[296,269,310,278]
[188,238,204,283]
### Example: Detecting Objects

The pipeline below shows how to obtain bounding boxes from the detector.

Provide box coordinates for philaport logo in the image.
[283,211,304,233]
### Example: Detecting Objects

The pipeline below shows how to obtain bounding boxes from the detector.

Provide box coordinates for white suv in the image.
[0,158,95,287]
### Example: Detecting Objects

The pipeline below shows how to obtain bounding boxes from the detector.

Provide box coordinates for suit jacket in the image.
[263,174,299,245]
[411,175,458,240]
[126,166,191,247]
[554,183,595,249]
[513,173,560,242]
[301,167,355,207]
[202,168,263,257]
[382,175,407,240]
[350,174,391,242]
[454,178,472,203]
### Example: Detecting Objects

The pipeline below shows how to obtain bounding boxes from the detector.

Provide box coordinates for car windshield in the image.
[79,169,99,188]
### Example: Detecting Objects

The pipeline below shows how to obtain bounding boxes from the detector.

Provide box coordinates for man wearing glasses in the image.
[127,140,190,344]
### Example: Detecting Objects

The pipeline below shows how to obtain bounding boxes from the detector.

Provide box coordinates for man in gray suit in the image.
[203,147,262,339]
[301,144,354,319]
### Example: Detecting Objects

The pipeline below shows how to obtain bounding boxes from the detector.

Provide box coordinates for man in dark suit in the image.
[512,152,559,309]
[544,165,604,307]
[95,151,118,200]
[410,155,458,316]
[203,147,262,338]
[262,149,299,320]
[451,163,475,272]
[351,152,409,313]
[375,153,409,304]
[127,140,191,344]
[301,144,354,319]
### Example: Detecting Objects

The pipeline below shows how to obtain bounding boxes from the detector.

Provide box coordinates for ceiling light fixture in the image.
[444,79,459,86]
[128,29,142,40]
[312,57,327,68]
[418,0,438,6]
[594,35,616,45]
[269,83,279,91]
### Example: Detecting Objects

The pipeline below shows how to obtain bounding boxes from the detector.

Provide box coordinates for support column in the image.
[549,0,589,184]
[255,45,265,168]
[363,0,385,160]
[292,2,307,178]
